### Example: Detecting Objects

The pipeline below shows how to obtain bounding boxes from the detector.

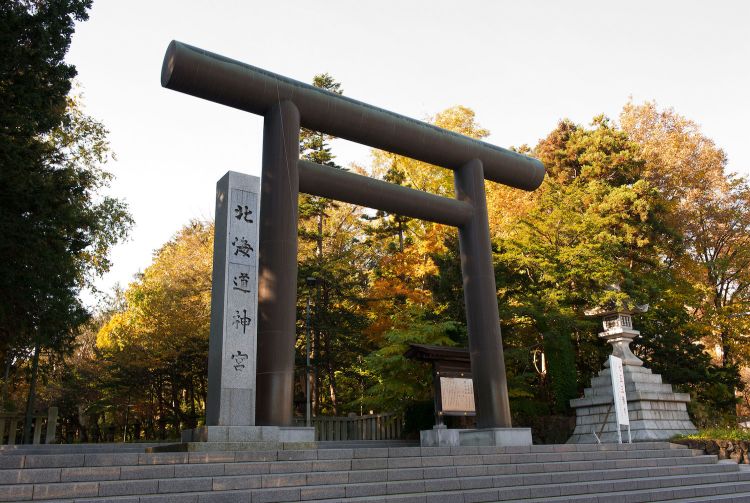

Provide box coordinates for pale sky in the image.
[66,0,750,305]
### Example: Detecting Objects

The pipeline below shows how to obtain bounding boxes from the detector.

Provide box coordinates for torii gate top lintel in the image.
[162,40,545,191]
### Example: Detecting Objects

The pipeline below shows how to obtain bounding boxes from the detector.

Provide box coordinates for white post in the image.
[609,355,630,445]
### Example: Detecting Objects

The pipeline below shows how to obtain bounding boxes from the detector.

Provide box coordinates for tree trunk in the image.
[169,375,182,436]
[398,219,404,252]
[23,339,41,444]
[157,378,166,439]
[1,351,11,409]
[322,281,338,415]
[720,323,731,368]
[327,360,338,415]
[312,326,319,415]
[189,378,197,429]
[317,212,324,262]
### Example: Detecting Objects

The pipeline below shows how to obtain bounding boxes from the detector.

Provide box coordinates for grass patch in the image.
[673,427,750,442]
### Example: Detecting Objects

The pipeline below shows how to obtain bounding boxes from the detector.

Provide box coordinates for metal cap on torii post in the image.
[161,40,546,432]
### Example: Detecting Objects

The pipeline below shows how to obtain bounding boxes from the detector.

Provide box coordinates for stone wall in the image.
[673,438,750,464]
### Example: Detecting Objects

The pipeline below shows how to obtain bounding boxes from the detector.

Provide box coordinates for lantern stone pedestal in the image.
[568,305,697,443]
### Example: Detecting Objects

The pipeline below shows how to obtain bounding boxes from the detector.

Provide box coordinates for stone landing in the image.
[569,365,697,443]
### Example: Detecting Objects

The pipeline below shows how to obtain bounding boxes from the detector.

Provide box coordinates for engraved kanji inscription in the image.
[231,351,249,371]
[234,205,254,223]
[232,309,252,334]
[233,272,251,293]
[232,236,254,257]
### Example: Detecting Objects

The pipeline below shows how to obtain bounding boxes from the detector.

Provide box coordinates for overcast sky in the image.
[66,0,750,305]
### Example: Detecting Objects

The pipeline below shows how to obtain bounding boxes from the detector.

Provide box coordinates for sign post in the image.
[609,355,631,444]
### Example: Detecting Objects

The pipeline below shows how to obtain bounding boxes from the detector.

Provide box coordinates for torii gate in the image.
[161,41,545,431]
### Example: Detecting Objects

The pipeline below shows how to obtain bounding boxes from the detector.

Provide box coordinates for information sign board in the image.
[439,377,476,413]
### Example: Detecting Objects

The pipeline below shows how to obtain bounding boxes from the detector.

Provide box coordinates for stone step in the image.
[519,481,750,502]
[309,475,750,502]
[0,443,696,470]
[318,441,419,449]
[1,461,743,501]
[678,493,750,502]
[9,471,750,502]
[0,452,724,486]
[1,442,733,502]
[0,458,732,495]
[0,441,687,458]
[0,444,166,455]
[0,449,706,481]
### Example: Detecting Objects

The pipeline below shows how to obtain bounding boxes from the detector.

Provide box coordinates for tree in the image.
[296,73,373,416]
[360,107,489,412]
[494,116,677,414]
[0,0,131,442]
[636,299,742,426]
[364,107,490,332]
[97,221,212,438]
[621,102,750,372]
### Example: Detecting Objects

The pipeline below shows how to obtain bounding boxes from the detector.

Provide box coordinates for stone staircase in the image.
[1,441,750,502]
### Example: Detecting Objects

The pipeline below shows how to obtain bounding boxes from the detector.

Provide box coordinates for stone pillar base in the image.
[420,427,532,447]
[420,425,461,447]
[181,425,314,443]
[459,427,533,447]
[146,426,316,452]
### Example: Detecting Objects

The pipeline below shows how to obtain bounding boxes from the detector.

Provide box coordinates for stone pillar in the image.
[454,159,512,429]
[170,167,315,450]
[205,171,260,427]
[255,100,301,427]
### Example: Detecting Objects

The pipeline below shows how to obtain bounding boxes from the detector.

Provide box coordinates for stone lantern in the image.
[568,295,697,443]
[585,304,649,368]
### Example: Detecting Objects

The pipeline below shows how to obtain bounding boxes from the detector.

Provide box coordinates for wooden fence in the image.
[0,407,58,445]
[294,413,404,441]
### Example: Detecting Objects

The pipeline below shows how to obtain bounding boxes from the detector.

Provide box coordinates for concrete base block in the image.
[181,425,314,443]
[278,426,317,443]
[147,439,317,452]
[459,427,533,447]
[163,425,316,451]
[420,426,462,447]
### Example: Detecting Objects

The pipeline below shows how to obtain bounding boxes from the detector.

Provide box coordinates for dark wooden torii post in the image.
[160,41,545,429]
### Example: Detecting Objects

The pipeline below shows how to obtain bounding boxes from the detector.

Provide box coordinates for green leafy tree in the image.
[363,316,459,413]
[0,0,131,443]
[494,116,675,414]
[635,300,742,426]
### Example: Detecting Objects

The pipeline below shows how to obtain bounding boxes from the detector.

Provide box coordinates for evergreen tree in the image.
[296,74,371,415]
[0,1,131,442]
